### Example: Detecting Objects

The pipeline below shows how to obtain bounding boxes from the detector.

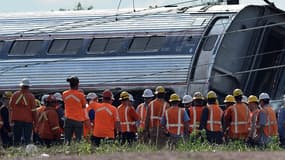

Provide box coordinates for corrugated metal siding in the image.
[0,55,192,90]
[0,8,212,36]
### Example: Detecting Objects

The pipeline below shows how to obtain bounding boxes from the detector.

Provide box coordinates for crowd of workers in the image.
[0,76,285,150]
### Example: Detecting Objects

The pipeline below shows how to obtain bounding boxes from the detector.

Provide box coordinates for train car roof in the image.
[0,5,247,38]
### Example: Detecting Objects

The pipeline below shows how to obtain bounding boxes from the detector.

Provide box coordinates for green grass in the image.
[0,134,283,159]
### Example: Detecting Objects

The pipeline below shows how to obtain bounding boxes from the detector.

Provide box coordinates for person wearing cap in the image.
[278,94,285,148]
[145,86,170,148]
[117,91,139,145]
[136,89,154,143]
[62,76,87,144]
[222,95,235,141]
[9,78,37,145]
[161,93,189,150]
[199,91,223,144]
[224,89,250,140]
[188,92,205,134]
[83,92,98,139]
[90,89,120,147]
[256,93,277,147]
[37,95,61,147]
[246,95,260,147]
[53,92,65,133]
[0,91,13,148]
[182,95,192,115]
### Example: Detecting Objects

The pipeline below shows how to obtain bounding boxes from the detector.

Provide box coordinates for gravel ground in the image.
[9,151,285,160]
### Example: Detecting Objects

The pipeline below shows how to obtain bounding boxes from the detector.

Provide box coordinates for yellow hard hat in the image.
[169,93,181,102]
[193,92,204,100]
[119,91,130,100]
[233,88,243,97]
[3,91,13,99]
[207,91,217,99]
[224,95,235,103]
[155,86,165,94]
[248,95,259,103]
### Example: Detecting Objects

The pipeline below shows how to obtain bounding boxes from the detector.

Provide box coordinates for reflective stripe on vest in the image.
[96,107,113,116]
[138,103,147,126]
[38,112,48,122]
[64,94,80,103]
[166,108,183,135]
[150,101,167,126]
[190,107,199,130]
[207,106,222,131]
[230,105,249,133]
[52,126,60,130]
[15,94,28,106]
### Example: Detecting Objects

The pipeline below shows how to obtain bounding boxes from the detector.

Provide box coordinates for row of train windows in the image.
[0,36,166,56]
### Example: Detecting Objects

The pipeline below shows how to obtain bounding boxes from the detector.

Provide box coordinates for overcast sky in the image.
[0,0,284,12]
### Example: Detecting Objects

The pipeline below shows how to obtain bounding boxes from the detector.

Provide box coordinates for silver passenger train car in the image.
[0,3,284,105]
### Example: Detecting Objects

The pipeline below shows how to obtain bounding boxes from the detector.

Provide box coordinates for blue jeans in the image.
[13,121,33,146]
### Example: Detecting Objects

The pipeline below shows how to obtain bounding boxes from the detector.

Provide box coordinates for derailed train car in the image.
[0,4,284,106]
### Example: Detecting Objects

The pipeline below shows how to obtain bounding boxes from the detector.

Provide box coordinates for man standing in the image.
[224,89,250,140]
[199,91,223,144]
[247,95,260,146]
[161,93,189,149]
[136,89,154,143]
[118,91,139,144]
[257,93,277,147]
[145,86,170,148]
[63,76,86,144]
[0,91,13,148]
[90,89,120,147]
[9,78,37,145]
[278,94,285,148]
[188,92,204,134]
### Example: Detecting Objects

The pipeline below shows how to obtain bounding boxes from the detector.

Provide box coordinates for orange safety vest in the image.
[229,103,250,137]
[165,107,185,136]
[188,106,204,133]
[137,103,148,129]
[206,104,223,132]
[118,104,139,133]
[249,109,260,138]
[149,99,169,128]
[259,106,278,137]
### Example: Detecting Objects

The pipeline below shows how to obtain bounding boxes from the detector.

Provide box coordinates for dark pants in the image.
[206,131,223,144]
[91,136,114,147]
[0,128,12,148]
[13,121,33,146]
[121,132,136,145]
[64,118,83,145]
[280,137,285,148]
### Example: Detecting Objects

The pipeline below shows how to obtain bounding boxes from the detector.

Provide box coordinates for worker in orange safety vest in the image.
[256,93,278,147]
[118,91,139,144]
[145,86,170,148]
[136,89,154,143]
[37,95,61,147]
[199,91,223,144]
[246,95,260,147]
[224,89,250,140]
[161,93,190,149]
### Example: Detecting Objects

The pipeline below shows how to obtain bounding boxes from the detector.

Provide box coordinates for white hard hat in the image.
[86,92,98,100]
[19,78,31,87]
[129,93,135,102]
[41,94,49,105]
[182,95,192,104]
[142,89,154,98]
[259,93,270,100]
[242,95,248,104]
[53,92,63,101]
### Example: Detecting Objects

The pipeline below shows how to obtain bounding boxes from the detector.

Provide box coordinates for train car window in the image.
[105,38,123,52]
[88,38,108,53]
[9,41,28,55]
[48,39,82,54]
[203,35,218,51]
[0,41,4,52]
[129,37,149,52]
[25,40,43,55]
[145,36,165,51]
[48,39,68,54]
[64,39,83,54]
